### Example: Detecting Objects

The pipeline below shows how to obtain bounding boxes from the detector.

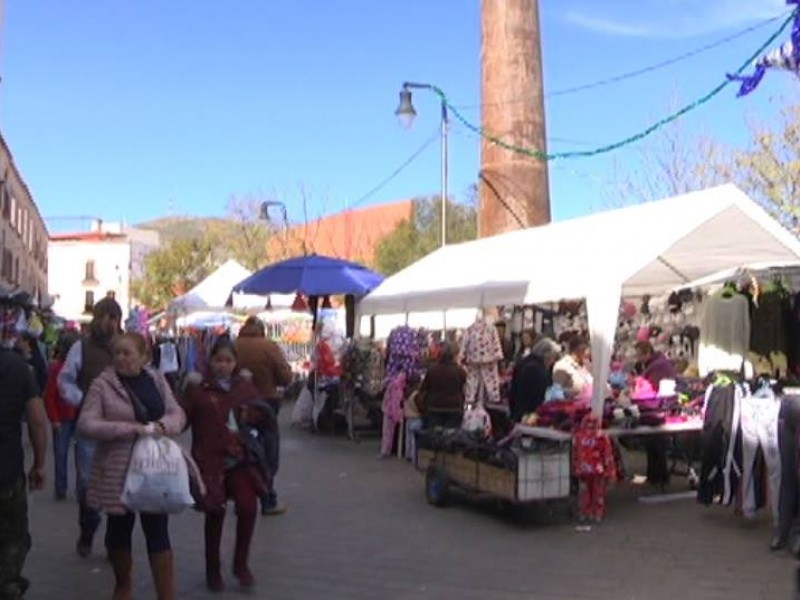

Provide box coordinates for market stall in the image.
[358,184,800,524]
[358,184,800,416]
[233,254,384,434]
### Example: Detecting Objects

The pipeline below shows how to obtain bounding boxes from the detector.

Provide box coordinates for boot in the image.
[204,512,225,592]
[108,549,133,600]
[232,510,257,588]
[148,551,175,600]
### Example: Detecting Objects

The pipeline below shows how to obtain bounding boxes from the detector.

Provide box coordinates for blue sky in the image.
[0,0,796,233]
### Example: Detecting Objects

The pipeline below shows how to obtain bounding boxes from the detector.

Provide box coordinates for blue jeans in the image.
[75,435,100,540]
[52,420,77,497]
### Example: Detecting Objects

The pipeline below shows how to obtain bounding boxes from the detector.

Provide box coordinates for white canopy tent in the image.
[168,259,294,314]
[359,184,800,415]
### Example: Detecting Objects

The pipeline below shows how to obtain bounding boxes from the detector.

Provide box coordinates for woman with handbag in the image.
[181,337,268,592]
[77,332,187,600]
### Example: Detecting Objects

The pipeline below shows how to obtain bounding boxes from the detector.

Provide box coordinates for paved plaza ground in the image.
[22,409,797,599]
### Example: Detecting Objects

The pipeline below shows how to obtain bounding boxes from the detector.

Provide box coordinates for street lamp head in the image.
[394,87,417,129]
[260,200,288,223]
[259,202,273,222]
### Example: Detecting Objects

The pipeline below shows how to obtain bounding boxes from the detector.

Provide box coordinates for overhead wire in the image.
[438,9,797,161]
[453,12,790,110]
[347,129,440,210]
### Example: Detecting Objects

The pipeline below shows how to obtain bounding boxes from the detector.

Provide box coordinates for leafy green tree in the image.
[727,103,800,232]
[610,101,800,234]
[374,195,478,275]
[130,236,219,310]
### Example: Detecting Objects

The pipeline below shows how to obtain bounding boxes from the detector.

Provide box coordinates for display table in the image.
[515,418,702,441]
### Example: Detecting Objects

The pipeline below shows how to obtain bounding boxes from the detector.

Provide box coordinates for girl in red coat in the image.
[573,413,616,523]
[182,337,267,592]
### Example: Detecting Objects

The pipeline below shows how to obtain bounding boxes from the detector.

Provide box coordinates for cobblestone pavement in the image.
[22,413,797,599]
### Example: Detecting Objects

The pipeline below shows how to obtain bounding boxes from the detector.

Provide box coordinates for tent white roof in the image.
[169,260,294,313]
[359,184,800,314]
[358,184,800,416]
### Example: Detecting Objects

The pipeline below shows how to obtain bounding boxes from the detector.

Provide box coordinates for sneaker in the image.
[54,492,66,501]
[261,503,288,516]
[76,535,93,558]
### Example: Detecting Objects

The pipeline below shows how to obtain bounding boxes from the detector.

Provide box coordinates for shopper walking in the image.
[235,316,292,515]
[0,343,48,599]
[77,332,186,600]
[43,330,81,500]
[58,297,123,557]
[182,337,269,592]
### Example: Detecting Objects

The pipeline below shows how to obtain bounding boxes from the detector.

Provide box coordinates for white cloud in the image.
[563,0,789,39]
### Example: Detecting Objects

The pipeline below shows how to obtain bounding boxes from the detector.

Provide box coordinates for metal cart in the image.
[417,440,573,509]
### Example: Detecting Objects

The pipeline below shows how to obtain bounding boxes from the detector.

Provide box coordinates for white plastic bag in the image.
[291,387,314,428]
[462,403,492,438]
[121,436,194,514]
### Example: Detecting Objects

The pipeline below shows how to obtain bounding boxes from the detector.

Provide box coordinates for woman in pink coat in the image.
[78,332,186,600]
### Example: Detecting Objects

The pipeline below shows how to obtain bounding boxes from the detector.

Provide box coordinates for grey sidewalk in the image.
[22,418,796,599]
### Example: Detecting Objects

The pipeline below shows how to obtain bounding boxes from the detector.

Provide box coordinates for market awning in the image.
[359,184,800,314]
[358,184,800,416]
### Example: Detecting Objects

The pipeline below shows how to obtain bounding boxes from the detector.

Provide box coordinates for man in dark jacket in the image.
[0,345,48,598]
[57,298,122,558]
[510,338,561,422]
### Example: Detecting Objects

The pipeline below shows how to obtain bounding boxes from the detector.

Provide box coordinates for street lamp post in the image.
[259,200,290,256]
[395,82,449,247]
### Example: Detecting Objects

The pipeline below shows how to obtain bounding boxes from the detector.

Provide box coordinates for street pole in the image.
[395,82,450,247]
[440,100,448,247]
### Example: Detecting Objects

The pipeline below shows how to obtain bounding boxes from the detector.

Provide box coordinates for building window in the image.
[84,290,95,313]
[106,290,116,299]
[1,188,8,220]
[84,260,96,282]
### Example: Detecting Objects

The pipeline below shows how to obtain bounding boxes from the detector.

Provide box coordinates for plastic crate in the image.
[515,446,571,501]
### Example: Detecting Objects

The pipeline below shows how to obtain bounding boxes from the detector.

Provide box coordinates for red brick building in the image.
[268,200,413,268]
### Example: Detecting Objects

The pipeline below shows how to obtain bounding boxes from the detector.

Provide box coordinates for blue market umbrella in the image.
[232,254,384,297]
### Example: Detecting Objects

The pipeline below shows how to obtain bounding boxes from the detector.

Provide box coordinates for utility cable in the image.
[454,12,789,110]
[348,129,440,209]
[436,9,797,161]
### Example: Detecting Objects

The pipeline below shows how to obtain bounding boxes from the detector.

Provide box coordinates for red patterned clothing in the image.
[573,415,616,520]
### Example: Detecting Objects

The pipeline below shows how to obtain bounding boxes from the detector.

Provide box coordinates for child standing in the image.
[403,376,424,464]
[573,413,616,523]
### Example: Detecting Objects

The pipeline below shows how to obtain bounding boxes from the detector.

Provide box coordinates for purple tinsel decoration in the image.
[728,2,800,97]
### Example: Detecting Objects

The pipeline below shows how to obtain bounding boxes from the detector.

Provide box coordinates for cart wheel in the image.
[425,466,450,508]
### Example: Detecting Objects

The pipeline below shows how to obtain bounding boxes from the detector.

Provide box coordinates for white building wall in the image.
[48,240,132,322]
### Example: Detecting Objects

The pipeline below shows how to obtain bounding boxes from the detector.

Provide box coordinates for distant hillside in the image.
[137,216,233,242]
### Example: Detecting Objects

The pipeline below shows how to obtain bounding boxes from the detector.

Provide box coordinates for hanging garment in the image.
[697,383,743,506]
[698,292,751,377]
[385,326,422,381]
[461,320,503,405]
[776,392,800,546]
[750,291,789,358]
[157,342,179,374]
[461,320,504,365]
[381,373,406,456]
[740,387,781,521]
[787,292,800,377]
[464,363,501,405]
